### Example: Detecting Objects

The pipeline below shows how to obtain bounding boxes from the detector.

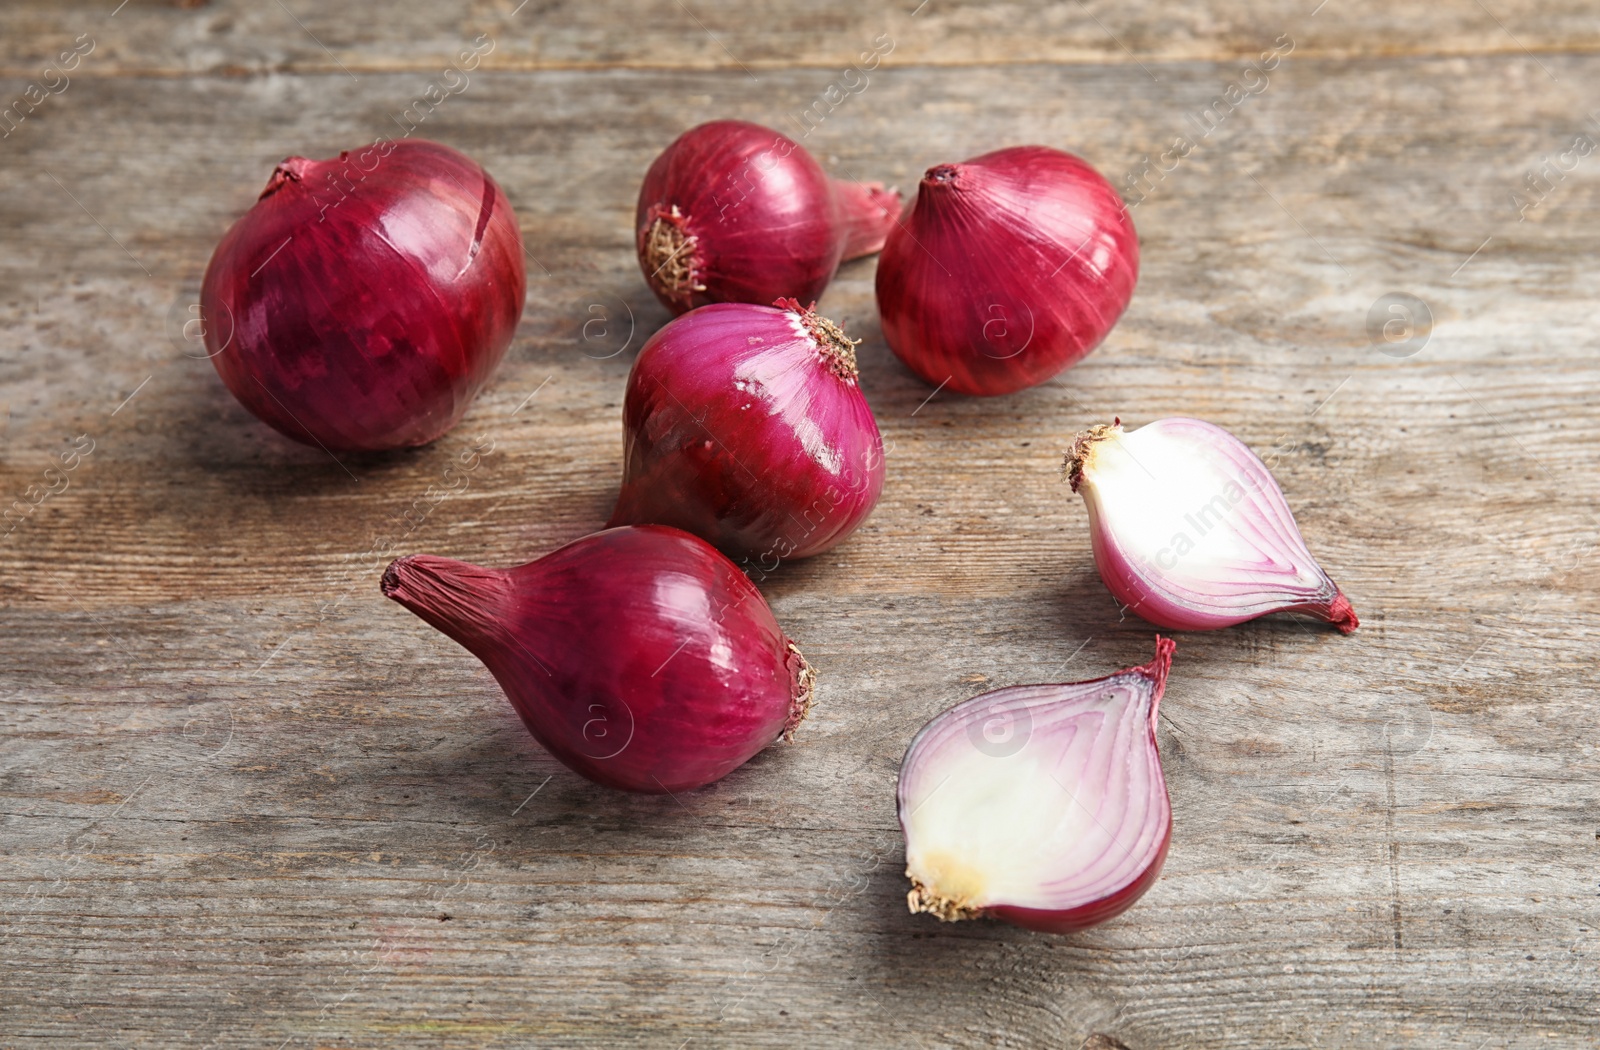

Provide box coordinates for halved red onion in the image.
[898,638,1175,933]
[1064,418,1358,633]
[607,299,885,563]
[382,525,813,794]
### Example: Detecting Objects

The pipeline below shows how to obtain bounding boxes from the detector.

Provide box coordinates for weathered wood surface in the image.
[2,2,1598,1047]
[4,0,1599,76]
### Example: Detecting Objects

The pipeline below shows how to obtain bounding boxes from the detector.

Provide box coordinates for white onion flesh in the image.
[1067,418,1357,633]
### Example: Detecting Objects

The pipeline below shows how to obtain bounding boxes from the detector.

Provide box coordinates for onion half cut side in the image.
[897,638,1175,934]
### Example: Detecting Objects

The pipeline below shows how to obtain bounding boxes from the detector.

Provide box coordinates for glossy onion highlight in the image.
[609,299,885,564]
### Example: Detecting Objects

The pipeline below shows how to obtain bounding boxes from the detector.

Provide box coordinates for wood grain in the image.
[3,0,1599,76]
[3,3,1599,1048]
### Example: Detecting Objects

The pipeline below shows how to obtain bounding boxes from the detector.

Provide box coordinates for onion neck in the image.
[261,156,314,200]
[832,179,902,260]
[1318,589,1356,630]
[1318,590,1360,633]
[382,555,515,657]
[1136,635,1176,718]
[910,163,967,214]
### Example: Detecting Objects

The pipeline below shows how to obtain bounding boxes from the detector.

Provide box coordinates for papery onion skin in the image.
[897,638,1175,934]
[381,525,814,794]
[607,299,885,563]
[1065,418,1358,633]
[202,139,525,451]
[636,120,901,314]
[875,146,1138,396]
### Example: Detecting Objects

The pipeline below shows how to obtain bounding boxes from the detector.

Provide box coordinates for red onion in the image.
[898,638,1175,934]
[608,299,885,564]
[381,525,814,794]
[202,139,525,451]
[1064,418,1358,633]
[875,146,1138,396]
[636,120,901,314]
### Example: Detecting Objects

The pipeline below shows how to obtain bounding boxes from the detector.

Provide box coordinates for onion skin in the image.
[875,146,1138,396]
[381,526,813,794]
[607,300,885,563]
[1065,418,1359,633]
[636,120,901,314]
[987,837,1170,934]
[898,638,1175,934]
[896,637,1171,928]
[202,139,525,451]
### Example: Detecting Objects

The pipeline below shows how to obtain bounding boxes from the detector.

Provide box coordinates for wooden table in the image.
[3,2,1597,1046]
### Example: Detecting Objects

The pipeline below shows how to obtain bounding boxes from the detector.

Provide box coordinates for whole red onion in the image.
[381,525,814,794]
[608,299,885,564]
[875,146,1138,396]
[202,139,525,451]
[636,120,901,314]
